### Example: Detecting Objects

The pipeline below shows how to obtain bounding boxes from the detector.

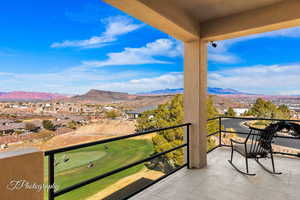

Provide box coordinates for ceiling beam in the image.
[103,0,200,42]
[200,0,300,41]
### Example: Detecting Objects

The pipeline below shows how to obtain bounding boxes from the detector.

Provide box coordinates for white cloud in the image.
[236,26,300,41]
[0,66,144,94]
[0,38,183,94]
[208,64,300,95]
[2,63,300,95]
[90,72,183,93]
[208,39,241,64]
[83,38,183,67]
[218,26,300,49]
[279,90,300,96]
[0,68,183,94]
[208,53,239,64]
[51,16,143,49]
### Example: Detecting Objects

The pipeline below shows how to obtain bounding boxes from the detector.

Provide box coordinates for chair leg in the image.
[228,149,256,176]
[270,152,276,173]
[245,157,249,174]
[255,156,282,175]
[228,159,256,176]
[230,146,234,162]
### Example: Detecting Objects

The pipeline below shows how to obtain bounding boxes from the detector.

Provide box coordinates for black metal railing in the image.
[206,117,222,153]
[45,123,191,200]
[206,116,300,157]
[44,116,300,200]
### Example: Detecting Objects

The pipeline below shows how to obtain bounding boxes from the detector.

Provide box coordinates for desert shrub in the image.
[67,121,78,129]
[105,110,121,119]
[25,123,38,132]
[42,120,55,131]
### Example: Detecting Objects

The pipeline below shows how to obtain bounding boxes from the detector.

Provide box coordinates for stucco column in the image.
[184,39,207,168]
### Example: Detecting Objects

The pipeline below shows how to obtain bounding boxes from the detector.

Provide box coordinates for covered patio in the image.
[131,148,299,200]
[101,1,300,199]
[103,0,300,169]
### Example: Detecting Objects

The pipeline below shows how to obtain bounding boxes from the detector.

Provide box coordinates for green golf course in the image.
[44,139,154,200]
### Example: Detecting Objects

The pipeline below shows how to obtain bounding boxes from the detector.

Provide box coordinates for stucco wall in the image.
[0,148,44,200]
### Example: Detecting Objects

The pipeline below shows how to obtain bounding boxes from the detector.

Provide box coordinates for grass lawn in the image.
[44,139,153,200]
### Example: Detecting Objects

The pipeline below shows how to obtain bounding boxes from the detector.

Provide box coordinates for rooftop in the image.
[131,147,299,200]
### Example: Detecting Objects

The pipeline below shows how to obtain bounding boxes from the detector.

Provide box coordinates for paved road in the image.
[222,118,300,150]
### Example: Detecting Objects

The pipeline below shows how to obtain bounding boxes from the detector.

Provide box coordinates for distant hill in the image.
[70,89,175,107]
[0,91,67,101]
[138,87,249,95]
[208,87,249,95]
[138,88,184,95]
[71,89,137,103]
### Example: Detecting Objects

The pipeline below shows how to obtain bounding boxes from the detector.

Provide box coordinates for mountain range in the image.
[0,91,66,101]
[0,87,250,101]
[138,87,249,95]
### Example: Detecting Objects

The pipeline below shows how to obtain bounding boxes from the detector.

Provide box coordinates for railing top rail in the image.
[207,117,220,121]
[45,122,191,155]
[222,130,300,139]
[220,116,300,123]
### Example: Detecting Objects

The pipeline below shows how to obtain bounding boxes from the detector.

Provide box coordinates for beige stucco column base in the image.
[0,148,44,200]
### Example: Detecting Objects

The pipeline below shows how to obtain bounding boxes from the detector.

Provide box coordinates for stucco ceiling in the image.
[150,0,285,22]
[105,0,296,41]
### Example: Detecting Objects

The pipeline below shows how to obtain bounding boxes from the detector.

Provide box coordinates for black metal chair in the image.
[228,124,282,176]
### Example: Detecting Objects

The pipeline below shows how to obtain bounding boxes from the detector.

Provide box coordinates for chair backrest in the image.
[274,121,300,138]
[245,124,279,157]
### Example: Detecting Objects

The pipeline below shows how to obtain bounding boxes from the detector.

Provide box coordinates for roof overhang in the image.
[103,0,300,42]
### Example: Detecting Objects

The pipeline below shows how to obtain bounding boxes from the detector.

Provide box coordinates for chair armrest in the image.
[249,126,265,131]
[230,138,245,145]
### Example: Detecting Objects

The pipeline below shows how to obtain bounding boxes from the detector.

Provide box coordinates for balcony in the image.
[1,117,299,199]
[42,117,299,200]
[130,147,299,200]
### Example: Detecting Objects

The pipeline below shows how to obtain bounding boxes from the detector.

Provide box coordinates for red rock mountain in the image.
[71,89,137,103]
[0,91,67,101]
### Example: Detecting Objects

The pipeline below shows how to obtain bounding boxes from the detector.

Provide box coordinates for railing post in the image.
[187,124,190,169]
[48,154,55,200]
[219,117,222,147]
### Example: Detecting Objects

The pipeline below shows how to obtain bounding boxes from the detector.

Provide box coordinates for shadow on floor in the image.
[103,177,153,200]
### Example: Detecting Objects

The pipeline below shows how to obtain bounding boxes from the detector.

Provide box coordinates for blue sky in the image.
[1,0,300,95]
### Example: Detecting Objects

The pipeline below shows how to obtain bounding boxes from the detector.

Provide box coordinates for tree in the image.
[136,94,218,172]
[25,123,38,132]
[42,120,55,131]
[67,120,78,129]
[245,98,291,119]
[277,105,291,119]
[207,96,220,140]
[105,110,121,119]
[225,107,236,117]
